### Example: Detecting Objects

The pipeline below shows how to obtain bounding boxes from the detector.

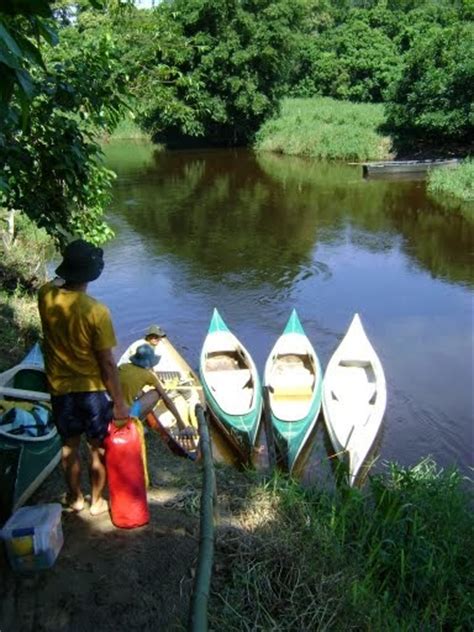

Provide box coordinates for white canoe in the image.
[322,314,386,486]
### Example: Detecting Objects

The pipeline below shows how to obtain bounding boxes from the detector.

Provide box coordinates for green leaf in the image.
[15,68,35,100]
[0,22,23,59]
[36,19,59,47]
[0,41,22,70]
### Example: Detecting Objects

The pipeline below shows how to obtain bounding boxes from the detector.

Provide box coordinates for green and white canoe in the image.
[200,309,262,462]
[264,310,322,473]
[0,345,61,523]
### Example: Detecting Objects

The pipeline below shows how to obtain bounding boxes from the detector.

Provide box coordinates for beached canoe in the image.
[0,343,51,403]
[0,345,61,522]
[142,336,205,460]
[200,309,262,461]
[264,309,322,473]
[362,158,460,177]
[322,314,386,486]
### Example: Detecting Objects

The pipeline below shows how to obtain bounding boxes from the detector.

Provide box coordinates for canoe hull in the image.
[0,344,61,523]
[0,431,62,523]
[264,310,322,473]
[363,159,460,177]
[200,309,262,463]
[322,314,386,486]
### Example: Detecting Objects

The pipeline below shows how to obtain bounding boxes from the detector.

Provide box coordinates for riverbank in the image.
[427,159,474,218]
[1,428,472,630]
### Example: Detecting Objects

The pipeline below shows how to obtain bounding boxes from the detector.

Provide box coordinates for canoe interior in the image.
[203,350,256,416]
[142,337,204,459]
[268,353,316,422]
[0,364,50,402]
[325,360,378,448]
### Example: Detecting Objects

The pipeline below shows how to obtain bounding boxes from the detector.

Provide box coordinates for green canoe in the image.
[0,344,61,524]
[200,309,262,462]
[264,309,322,473]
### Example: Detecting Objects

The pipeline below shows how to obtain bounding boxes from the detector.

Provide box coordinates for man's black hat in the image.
[55,239,104,283]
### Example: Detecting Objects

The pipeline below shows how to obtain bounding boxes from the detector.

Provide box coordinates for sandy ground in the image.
[0,430,242,632]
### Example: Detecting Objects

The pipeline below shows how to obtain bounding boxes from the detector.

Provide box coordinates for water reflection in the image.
[104,144,473,289]
[100,142,473,480]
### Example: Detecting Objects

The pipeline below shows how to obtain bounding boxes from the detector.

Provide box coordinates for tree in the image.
[289,6,403,102]
[105,0,310,147]
[385,20,474,143]
[0,1,129,245]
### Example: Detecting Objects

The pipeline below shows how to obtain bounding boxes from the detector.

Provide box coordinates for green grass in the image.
[254,97,392,162]
[210,458,473,631]
[427,159,474,217]
[108,114,150,140]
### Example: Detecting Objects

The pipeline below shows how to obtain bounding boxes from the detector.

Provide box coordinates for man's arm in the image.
[96,348,129,422]
[153,378,187,431]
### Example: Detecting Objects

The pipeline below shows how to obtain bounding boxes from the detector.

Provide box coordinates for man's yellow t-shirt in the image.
[38,282,117,396]
[118,363,160,406]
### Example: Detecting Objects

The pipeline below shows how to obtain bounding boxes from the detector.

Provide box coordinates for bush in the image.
[385,21,474,142]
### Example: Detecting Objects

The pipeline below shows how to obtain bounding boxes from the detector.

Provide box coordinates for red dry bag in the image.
[104,419,149,529]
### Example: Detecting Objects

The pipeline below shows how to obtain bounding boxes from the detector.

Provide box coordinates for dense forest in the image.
[1,0,472,244]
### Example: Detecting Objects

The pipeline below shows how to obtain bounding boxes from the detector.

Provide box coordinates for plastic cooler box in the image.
[1,503,63,572]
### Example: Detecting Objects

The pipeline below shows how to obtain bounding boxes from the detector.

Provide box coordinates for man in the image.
[118,343,186,428]
[38,239,129,516]
[117,324,174,371]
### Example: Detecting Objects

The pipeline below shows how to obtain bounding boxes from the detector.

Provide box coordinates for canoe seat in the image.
[207,369,252,392]
[272,385,313,400]
[271,370,313,400]
[206,369,254,414]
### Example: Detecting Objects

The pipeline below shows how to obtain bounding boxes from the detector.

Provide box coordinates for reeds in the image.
[254,97,392,162]
[427,159,474,216]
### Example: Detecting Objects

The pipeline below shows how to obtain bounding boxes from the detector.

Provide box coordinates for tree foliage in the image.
[385,20,474,142]
[291,9,401,102]
[91,0,310,147]
[0,1,130,245]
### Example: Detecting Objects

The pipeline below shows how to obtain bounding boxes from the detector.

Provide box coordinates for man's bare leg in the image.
[88,438,108,515]
[62,435,84,511]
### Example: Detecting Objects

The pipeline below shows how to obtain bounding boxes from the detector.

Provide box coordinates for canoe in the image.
[0,343,50,403]
[0,345,61,523]
[143,336,205,460]
[264,309,322,473]
[322,314,386,486]
[200,308,262,461]
[362,158,460,177]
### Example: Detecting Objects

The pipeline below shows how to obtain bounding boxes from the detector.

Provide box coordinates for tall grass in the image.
[427,159,474,217]
[108,114,149,140]
[211,458,473,630]
[254,97,392,162]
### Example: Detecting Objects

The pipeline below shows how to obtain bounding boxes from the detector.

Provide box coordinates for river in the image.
[92,141,473,482]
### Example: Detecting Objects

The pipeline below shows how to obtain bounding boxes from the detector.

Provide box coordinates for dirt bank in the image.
[0,429,254,632]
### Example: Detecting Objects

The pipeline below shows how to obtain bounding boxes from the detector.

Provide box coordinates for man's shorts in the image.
[51,391,113,442]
